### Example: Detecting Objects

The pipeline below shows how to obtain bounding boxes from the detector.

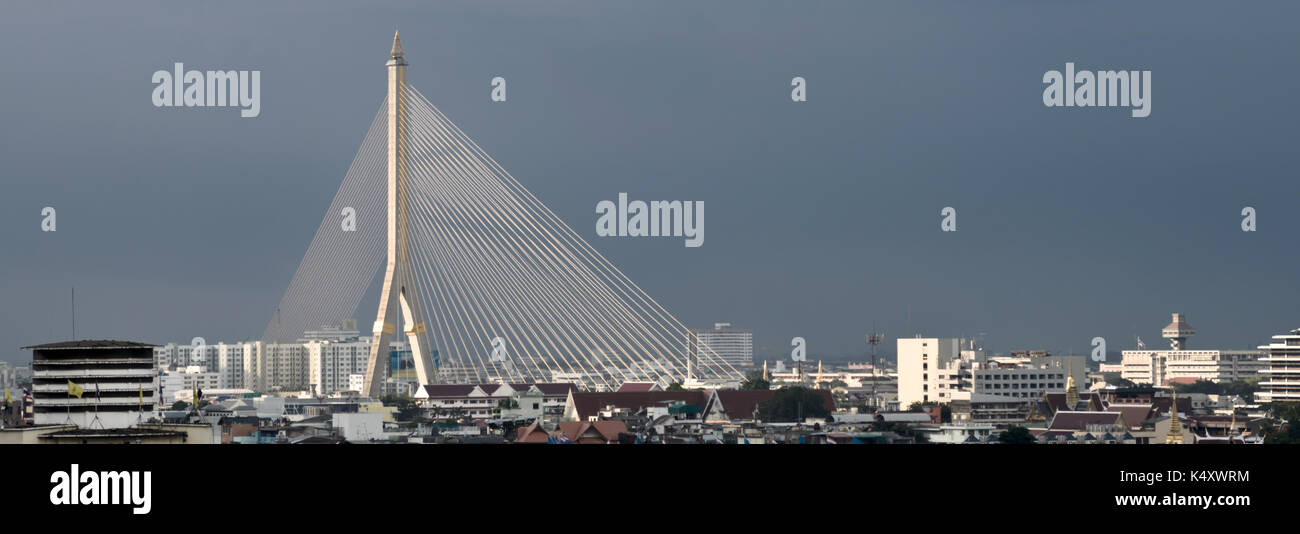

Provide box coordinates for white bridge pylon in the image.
[361,32,434,397]
[263,33,745,393]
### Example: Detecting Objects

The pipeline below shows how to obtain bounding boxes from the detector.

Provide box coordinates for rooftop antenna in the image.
[71,286,75,340]
[866,328,884,413]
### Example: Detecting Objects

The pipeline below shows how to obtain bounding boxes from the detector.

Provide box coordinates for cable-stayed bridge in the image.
[261,33,744,393]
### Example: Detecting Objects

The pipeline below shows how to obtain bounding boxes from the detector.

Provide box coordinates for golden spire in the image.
[762,360,769,381]
[391,30,405,59]
[816,360,824,384]
[1165,389,1184,444]
[1065,354,1079,408]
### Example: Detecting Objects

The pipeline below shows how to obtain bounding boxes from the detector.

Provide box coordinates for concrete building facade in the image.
[1120,314,1264,385]
[690,322,755,369]
[27,340,158,429]
[896,337,962,407]
[1257,327,1300,403]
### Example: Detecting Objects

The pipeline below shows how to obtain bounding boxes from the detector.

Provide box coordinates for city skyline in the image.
[3,1,1300,366]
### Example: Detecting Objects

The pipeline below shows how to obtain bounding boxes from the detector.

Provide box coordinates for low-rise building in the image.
[918,423,997,444]
[414,383,576,419]
[1121,314,1265,385]
[25,340,159,429]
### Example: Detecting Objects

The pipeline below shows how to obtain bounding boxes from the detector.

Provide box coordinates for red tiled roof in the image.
[710,390,769,421]
[420,383,576,398]
[555,421,627,444]
[1106,404,1155,428]
[420,385,481,398]
[1048,411,1125,431]
[1152,395,1192,416]
[1164,314,1194,332]
[616,382,658,393]
[568,391,709,420]
[526,383,578,396]
[1042,392,1105,414]
[513,422,552,444]
[1043,393,1070,414]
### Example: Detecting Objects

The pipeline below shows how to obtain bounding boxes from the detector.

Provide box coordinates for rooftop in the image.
[22,340,157,350]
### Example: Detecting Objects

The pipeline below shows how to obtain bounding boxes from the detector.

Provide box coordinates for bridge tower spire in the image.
[363,31,436,397]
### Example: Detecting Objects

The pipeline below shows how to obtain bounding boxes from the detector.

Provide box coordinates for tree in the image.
[1104,376,1137,388]
[381,394,423,421]
[997,426,1036,444]
[1264,403,1300,444]
[1173,379,1259,402]
[756,387,830,422]
[740,372,770,391]
[170,400,190,411]
[873,421,930,444]
[666,382,685,391]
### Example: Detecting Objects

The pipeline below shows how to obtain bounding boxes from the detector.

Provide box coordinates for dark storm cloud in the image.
[1,1,1297,364]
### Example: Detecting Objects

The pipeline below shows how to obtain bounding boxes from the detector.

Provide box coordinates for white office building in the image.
[1120,314,1265,385]
[159,365,221,403]
[972,367,1070,400]
[1257,327,1300,403]
[690,323,754,369]
[897,337,963,407]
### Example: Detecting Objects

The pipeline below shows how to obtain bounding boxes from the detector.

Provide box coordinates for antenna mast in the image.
[866,330,883,412]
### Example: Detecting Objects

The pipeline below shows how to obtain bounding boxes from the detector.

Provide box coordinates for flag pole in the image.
[89,382,103,430]
[65,380,73,426]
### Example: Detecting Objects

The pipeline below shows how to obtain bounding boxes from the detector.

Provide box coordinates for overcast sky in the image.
[2,1,1299,365]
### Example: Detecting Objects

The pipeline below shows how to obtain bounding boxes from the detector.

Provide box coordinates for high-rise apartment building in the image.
[690,323,754,370]
[896,337,962,407]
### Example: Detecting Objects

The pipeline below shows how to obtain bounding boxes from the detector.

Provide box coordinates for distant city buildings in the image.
[690,322,754,370]
[158,365,220,404]
[0,361,31,393]
[152,341,251,389]
[897,337,1086,411]
[1257,327,1300,403]
[973,351,1086,400]
[1120,314,1264,386]
[149,325,421,397]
